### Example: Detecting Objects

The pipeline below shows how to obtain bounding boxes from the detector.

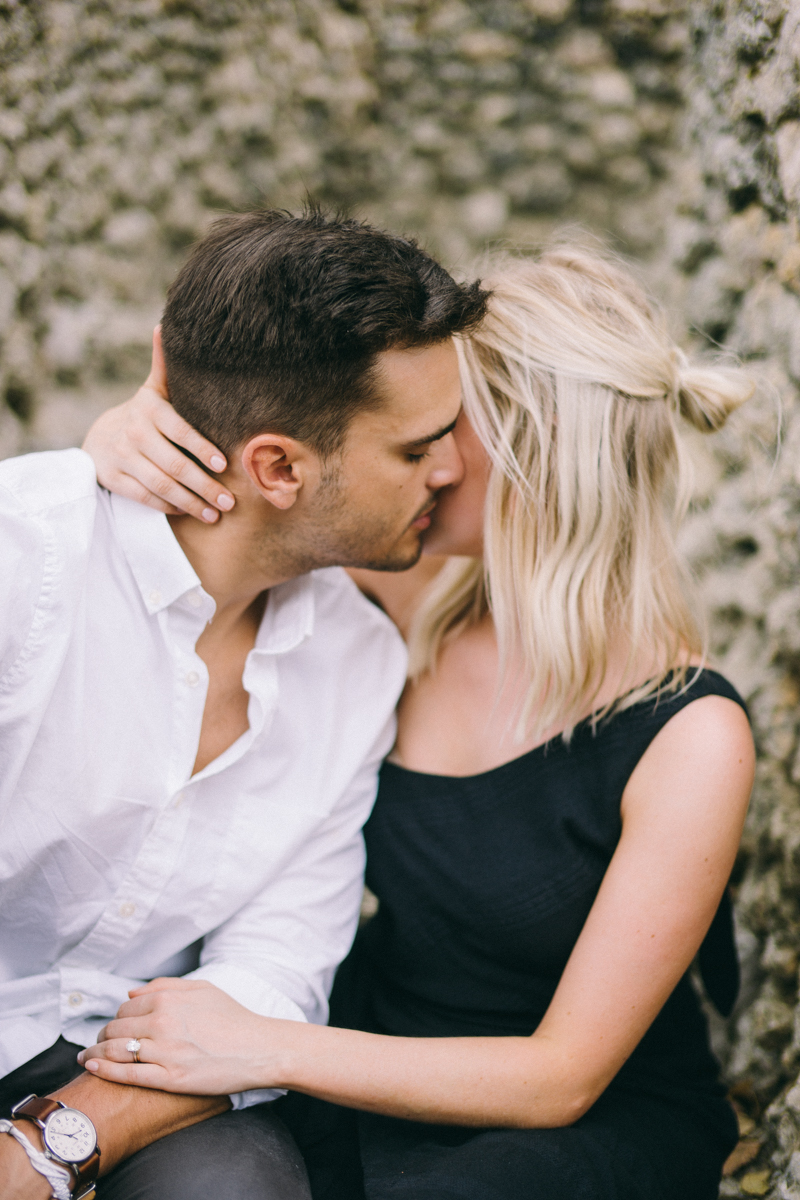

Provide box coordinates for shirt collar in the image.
[110,493,200,615]
[110,492,316,653]
[255,573,315,655]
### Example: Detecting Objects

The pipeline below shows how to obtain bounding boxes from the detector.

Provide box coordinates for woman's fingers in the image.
[96,1015,153,1043]
[116,979,207,1019]
[138,338,229,478]
[83,1058,168,1087]
[82,980,271,1097]
[101,470,184,516]
[128,977,210,998]
[144,330,227,478]
[79,1037,152,1065]
[151,398,229,479]
[115,451,225,523]
[79,1037,170,1089]
[82,333,236,523]
[103,390,233,518]
[78,1032,219,1095]
[134,429,234,518]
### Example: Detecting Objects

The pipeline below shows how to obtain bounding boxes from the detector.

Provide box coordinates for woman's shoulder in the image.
[620,670,754,829]
[628,667,748,726]
[565,669,748,758]
[564,668,752,807]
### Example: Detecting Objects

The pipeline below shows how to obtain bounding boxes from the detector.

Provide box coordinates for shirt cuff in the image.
[58,966,145,1053]
[185,962,307,1109]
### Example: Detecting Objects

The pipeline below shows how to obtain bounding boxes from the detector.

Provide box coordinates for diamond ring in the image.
[125,1038,141,1063]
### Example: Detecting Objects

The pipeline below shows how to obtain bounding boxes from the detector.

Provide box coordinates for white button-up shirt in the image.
[0,450,407,1106]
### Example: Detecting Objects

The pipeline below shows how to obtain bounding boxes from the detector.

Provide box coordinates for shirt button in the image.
[187,592,202,608]
[185,671,200,686]
[148,589,161,606]
[174,791,186,808]
[119,902,135,918]
[68,992,83,1008]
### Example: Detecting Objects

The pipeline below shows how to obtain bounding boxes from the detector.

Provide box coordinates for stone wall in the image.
[3,2,800,1196]
[0,0,687,449]
[666,5,800,1197]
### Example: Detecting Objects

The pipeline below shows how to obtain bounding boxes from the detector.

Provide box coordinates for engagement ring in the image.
[125,1038,141,1063]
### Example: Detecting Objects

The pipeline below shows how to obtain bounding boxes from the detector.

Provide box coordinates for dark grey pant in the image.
[0,1037,312,1200]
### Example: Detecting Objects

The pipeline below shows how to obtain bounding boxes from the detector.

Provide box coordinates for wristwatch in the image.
[11,1095,100,1200]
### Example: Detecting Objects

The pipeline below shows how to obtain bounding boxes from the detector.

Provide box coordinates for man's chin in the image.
[355,537,424,573]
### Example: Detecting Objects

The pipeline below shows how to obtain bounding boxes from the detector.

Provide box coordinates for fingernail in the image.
[210,455,226,472]
[77,1051,85,1064]
[217,494,234,511]
[201,508,219,523]
[86,1060,98,1072]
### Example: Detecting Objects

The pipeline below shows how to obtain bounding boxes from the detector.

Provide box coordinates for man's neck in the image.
[166,511,285,775]
[167,511,294,627]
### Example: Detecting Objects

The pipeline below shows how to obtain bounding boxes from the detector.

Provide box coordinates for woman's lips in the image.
[411,504,435,530]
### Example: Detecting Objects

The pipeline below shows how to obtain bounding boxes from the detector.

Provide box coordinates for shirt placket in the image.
[57,600,210,971]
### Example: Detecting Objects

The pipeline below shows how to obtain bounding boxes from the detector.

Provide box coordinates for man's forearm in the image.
[0,1071,229,1198]
[54,1071,230,1174]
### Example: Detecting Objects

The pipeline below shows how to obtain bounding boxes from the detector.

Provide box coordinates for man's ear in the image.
[241,434,315,510]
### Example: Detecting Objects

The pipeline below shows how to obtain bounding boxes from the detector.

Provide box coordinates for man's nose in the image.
[427,431,464,490]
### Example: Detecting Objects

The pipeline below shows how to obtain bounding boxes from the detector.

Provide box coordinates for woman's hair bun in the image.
[675,362,755,433]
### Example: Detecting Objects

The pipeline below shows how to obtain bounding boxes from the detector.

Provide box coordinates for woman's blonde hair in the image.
[408,245,753,741]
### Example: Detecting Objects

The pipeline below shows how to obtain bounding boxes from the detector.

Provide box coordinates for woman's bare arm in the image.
[81,328,236,523]
[79,694,753,1129]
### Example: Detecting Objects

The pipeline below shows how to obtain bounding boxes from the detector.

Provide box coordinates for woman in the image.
[79,246,754,1200]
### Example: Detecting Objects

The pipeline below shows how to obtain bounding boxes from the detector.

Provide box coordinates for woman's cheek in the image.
[423,487,484,558]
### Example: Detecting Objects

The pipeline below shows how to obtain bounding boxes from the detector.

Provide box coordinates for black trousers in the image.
[0,1037,313,1200]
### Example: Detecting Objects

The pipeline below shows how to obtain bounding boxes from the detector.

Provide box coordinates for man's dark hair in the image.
[159,208,489,456]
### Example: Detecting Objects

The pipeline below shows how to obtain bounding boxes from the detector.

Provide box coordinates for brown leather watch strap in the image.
[12,1095,62,1124]
[72,1149,101,1188]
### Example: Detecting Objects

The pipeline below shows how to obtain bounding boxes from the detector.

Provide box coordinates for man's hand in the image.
[0,1068,229,1198]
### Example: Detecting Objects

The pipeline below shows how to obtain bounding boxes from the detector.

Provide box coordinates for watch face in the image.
[43,1107,97,1164]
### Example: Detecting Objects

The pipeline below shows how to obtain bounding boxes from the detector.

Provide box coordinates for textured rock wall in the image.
[2,2,800,1196]
[668,5,800,1197]
[0,0,686,450]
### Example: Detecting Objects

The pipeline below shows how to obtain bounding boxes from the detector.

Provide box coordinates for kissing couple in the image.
[0,207,754,1200]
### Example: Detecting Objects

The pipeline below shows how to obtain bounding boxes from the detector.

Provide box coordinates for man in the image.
[0,208,487,1199]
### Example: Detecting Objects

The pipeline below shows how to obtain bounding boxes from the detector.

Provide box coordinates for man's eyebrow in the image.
[402,418,458,451]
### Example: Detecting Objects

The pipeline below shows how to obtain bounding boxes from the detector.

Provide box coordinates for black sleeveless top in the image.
[336,669,746,1097]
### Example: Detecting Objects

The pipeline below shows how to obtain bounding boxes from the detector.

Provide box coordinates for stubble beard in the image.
[260,466,426,576]
[315,475,429,572]
[345,535,424,573]
[303,502,425,573]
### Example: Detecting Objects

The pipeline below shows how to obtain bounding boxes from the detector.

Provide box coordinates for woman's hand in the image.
[77,978,283,1096]
[82,328,235,523]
